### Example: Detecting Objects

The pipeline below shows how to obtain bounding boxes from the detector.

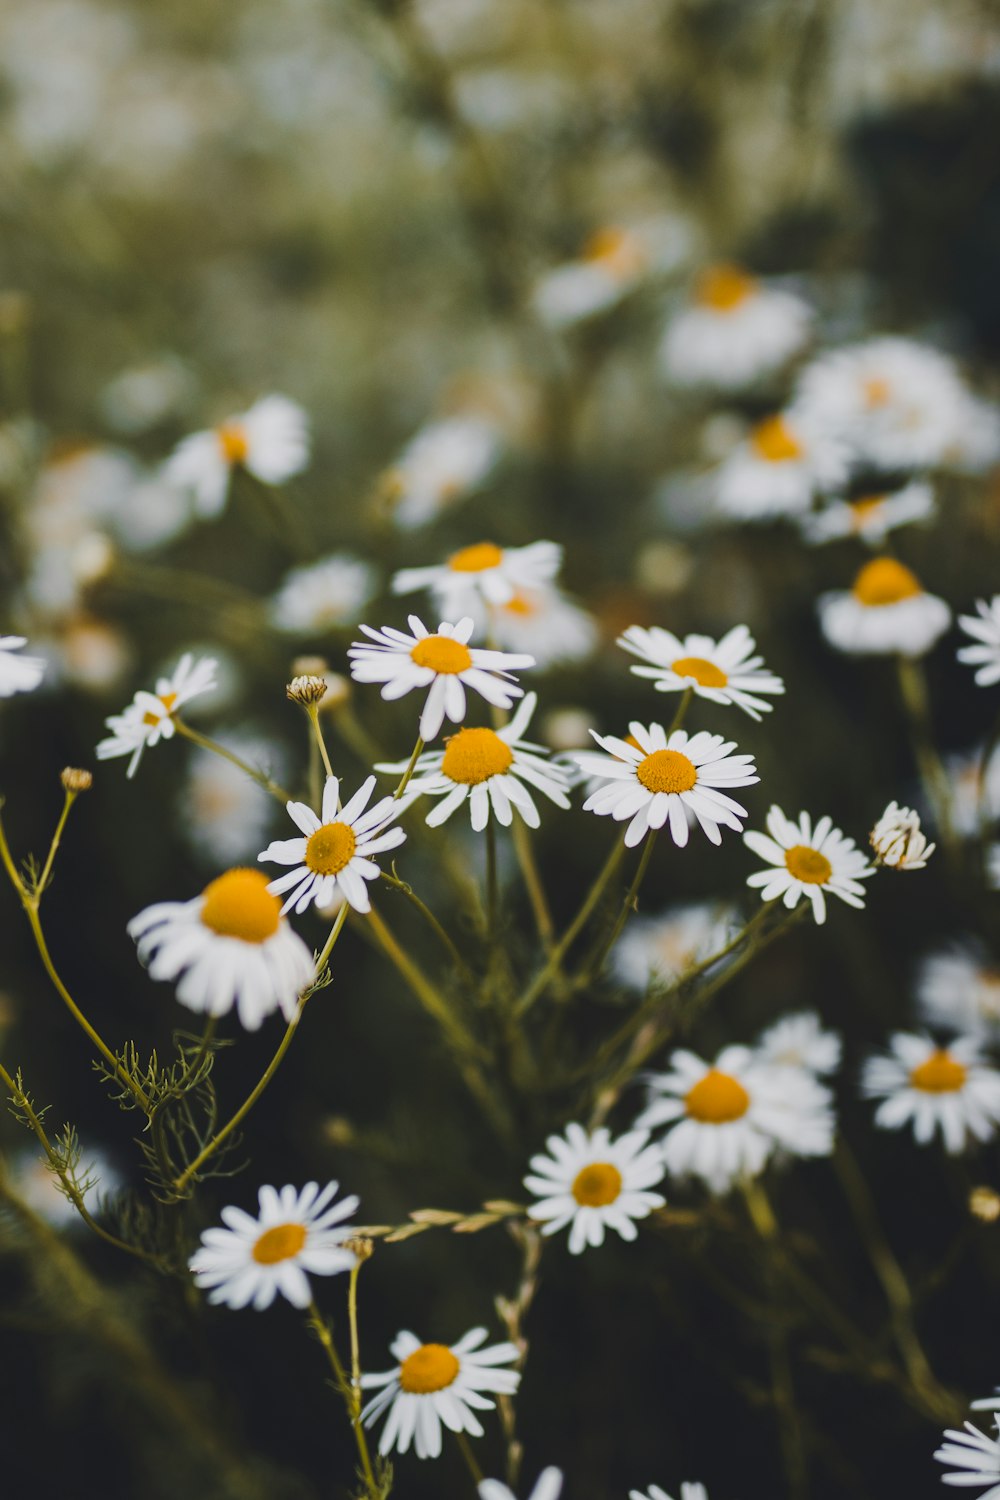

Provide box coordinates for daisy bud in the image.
[870,801,935,870]
[60,767,93,794]
[970,1185,1000,1223]
[343,1234,374,1262]
[286,673,328,707]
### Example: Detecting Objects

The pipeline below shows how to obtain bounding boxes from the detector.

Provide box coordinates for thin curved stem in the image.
[173,718,294,804]
[394,735,425,799]
[510,816,555,953]
[578,832,657,982]
[35,788,76,901]
[379,870,473,981]
[307,703,335,781]
[305,1299,379,1498]
[514,835,626,1018]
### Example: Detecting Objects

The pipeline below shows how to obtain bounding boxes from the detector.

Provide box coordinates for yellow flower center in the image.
[448,541,504,573]
[200,868,282,943]
[504,591,538,617]
[399,1344,461,1394]
[784,844,832,885]
[252,1221,308,1265]
[571,1161,623,1207]
[851,557,923,607]
[863,375,891,408]
[849,494,886,526]
[305,822,358,875]
[685,1069,751,1123]
[909,1049,967,1094]
[582,225,646,278]
[409,635,474,674]
[636,748,697,794]
[142,690,177,728]
[217,422,249,465]
[671,655,728,689]
[441,726,514,785]
[695,263,757,311]
[750,415,803,463]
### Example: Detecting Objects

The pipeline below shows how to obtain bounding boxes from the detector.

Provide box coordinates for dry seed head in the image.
[60,767,93,793]
[286,674,328,707]
[970,1185,1000,1223]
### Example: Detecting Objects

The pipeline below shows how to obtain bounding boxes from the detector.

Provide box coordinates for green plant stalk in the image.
[578,830,657,982]
[514,835,626,1018]
[895,656,961,873]
[510,815,556,954]
[306,1299,379,1498]
[379,870,473,981]
[393,734,425,799]
[306,702,335,780]
[34,787,77,900]
[173,716,294,804]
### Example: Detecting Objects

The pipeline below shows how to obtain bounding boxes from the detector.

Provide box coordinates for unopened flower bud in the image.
[344,1234,374,1262]
[286,674,327,707]
[870,801,935,870]
[60,767,93,793]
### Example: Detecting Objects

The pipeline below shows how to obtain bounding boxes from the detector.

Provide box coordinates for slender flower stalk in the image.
[514,836,626,1018]
[173,717,294,804]
[894,656,960,872]
[306,1299,380,1499]
[394,734,425,799]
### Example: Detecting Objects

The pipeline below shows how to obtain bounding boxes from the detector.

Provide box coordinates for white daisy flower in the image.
[532,223,671,329]
[270,555,378,635]
[935,1415,1000,1499]
[801,479,936,546]
[485,585,598,670]
[862,1033,1000,1154]
[755,1012,842,1076]
[384,414,501,529]
[715,411,848,522]
[165,395,309,518]
[818,557,951,658]
[128,867,316,1031]
[870,800,935,870]
[188,1181,358,1310]
[361,1327,520,1460]
[575,723,758,849]
[348,615,534,742]
[524,1123,666,1253]
[660,262,812,391]
[637,1045,834,1194]
[618,623,784,722]
[0,635,45,697]
[744,805,875,925]
[630,1485,709,1500]
[258,773,406,916]
[96,652,218,777]
[949,395,1000,475]
[946,745,1000,838]
[917,942,1000,1038]
[480,1468,563,1500]
[959,598,1000,687]
[611,902,738,993]
[392,540,562,618]
[376,692,571,831]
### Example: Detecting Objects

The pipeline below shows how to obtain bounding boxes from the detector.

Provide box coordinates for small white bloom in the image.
[944,745,1000,837]
[532,224,670,328]
[637,1045,834,1193]
[96,652,218,777]
[917,942,1000,1038]
[361,1327,520,1460]
[181,732,286,866]
[348,615,534,742]
[959,598,1000,687]
[270,555,378,635]
[715,411,848,522]
[618,623,784,722]
[385,415,501,529]
[128,867,316,1031]
[818,556,951,658]
[801,480,935,546]
[485,585,598,670]
[376,691,570,831]
[660,262,812,391]
[480,1468,563,1500]
[870,800,935,869]
[935,1414,1000,1500]
[524,1123,666,1253]
[0,635,45,697]
[630,1485,709,1500]
[166,395,309,518]
[258,773,406,916]
[611,902,737,993]
[744,805,875,924]
[756,1012,841,1076]
[392,539,561,618]
[576,723,758,849]
[189,1182,358,1310]
[862,1033,1000,1154]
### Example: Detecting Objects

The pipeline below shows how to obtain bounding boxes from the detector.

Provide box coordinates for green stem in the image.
[667,685,694,734]
[306,1299,379,1499]
[895,656,960,874]
[513,835,626,1018]
[173,718,294,804]
[363,907,485,1060]
[379,870,472,981]
[456,1430,484,1487]
[34,788,77,901]
[394,735,425,799]
[510,816,556,953]
[307,703,335,781]
[578,831,657,981]
[485,818,499,941]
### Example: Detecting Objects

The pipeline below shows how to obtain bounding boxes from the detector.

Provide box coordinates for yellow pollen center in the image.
[305,822,357,875]
[695,263,757,311]
[441,726,514,785]
[399,1344,461,1394]
[784,844,832,884]
[582,225,646,278]
[672,655,728,689]
[409,635,473,674]
[217,422,249,465]
[142,690,177,728]
[571,1161,623,1207]
[252,1222,307,1264]
[863,375,891,408]
[448,541,504,573]
[636,748,697,794]
[909,1049,967,1093]
[751,415,803,463]
[200,867,282,942]
[504,591,538,617]
[849,494,886,525]
[685,1069,751,1123]
[852,557,922,607]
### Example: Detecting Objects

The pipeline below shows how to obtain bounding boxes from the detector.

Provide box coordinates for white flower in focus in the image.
[166,395,309,518]
[524,1123,666,1253]
[385,415,501,529]
[361,1328,520,1459]
[744,805,874,924]
[917,942,1000,1038]
[259,774,406,916]
[270,555,378,635]
[486,585,598,669]
[96,652,218,777]
[576,723,758,849]
[392,540,562,617]
[637,1046,834,1193]
[0,635,45,697]
[377,692,570,830]
[128,868,315,1031]
[660,262,812,391]
[348,615,534,742]
[818,557,951,658]
[801,480,936,546]
[862,1034,1000,1154]
[756,1012,842,1076]
[630,1485,710,1500]
[189,1182,358,1310]
[715,411,848,521]
[480,1468,563,1500]
[870,800,935,870]
[618,623,784,722]
[611,902,737,993]
[959,598,1000,687]
[935,1415,1000,1500]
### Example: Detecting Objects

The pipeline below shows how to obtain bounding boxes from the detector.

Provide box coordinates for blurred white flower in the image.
[393,539,562,617]
[660,263,812,390]
[166,395,309,518]
[959,597,1000,687]
[270,555,378,635]
[801,479,935,546]
[631,1485,709,1500]
[744,806,874,924]
[870,800,935,869]
[756,1012,841,1076]
[533,220,690,329]
[485,585,598,668]
[181,730,286,866]
[917,942,1000,1038]
[480,1469,563,1500]
[715,411,848,521]
[611,902,737,993]
[818,556,951,657]
[99,356,196,435]
[0,635,46,697]
[11,1144,120,1227]
[934,1413,1000,1500]
[862,1033,1000,1154]
[384,415,501,529]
